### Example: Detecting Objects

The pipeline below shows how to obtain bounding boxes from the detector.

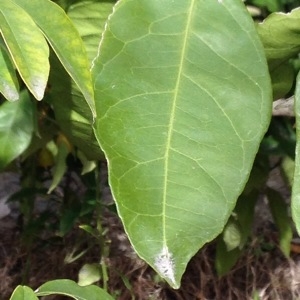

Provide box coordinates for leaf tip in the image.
[154,246,178,288]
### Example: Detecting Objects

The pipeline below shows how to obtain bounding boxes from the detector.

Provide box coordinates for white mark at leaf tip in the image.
[154,246,176,285]
[218,0,223,3]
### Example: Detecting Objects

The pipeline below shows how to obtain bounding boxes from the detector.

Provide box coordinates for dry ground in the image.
[1,208,300,300]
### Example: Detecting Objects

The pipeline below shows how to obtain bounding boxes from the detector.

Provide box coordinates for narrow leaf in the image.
[0,1,49,100]
[36,279,114,300]
[267,188,292,257]
[0,44,19,101]
[9,286,38,300]
[291,72,300,237]
[13,0,95,117]
[0,91,35,170]
[93,0,272,287]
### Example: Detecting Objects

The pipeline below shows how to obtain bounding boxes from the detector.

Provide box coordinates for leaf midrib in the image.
[162,0,196,247]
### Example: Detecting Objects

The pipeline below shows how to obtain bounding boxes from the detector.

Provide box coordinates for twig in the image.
[272,96,294,117]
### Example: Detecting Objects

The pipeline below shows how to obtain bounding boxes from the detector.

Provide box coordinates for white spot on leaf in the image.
[155,246,176,285]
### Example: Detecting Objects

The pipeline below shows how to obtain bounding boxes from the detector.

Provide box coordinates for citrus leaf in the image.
[0,1,49,100]
[93,0,272,288]
[267,188,292,257]
[257,8,300,70]
[12,0,95,117]
[0,91,35,170]
[9,286,38,300]
[36,279,114,300]
[68,1,114,63]
[0,44,19,101]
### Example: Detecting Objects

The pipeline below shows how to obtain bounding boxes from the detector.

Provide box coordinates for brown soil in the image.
[1,209,300,300]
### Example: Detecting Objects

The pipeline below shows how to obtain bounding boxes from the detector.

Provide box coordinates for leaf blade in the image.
[13,0,95,117]
[93,0,272,287]
[0,1,49,100]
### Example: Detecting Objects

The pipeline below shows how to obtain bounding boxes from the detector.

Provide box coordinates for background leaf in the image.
[9,286,38,300]
[0,1,49,100]
[267,187,292,257]
[0,91,35,170]
[36,279,114,300]
[13,0,95,116]
[0,43,19,101]
[291,71,300,236]
[93,0,272,287]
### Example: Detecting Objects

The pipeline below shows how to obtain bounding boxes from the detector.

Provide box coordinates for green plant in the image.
[2,0,300,296]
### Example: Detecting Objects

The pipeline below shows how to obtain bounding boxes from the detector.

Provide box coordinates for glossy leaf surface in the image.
[0,45,19,101]
[0,1,49,100]
[93,0,272,287]
[36,279,114,300]
[13,0,95,116]
[0,91,34,170]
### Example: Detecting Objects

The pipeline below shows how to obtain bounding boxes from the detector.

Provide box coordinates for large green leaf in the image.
[93,0,272,287]
[13,0,95,117]
[0,91,35,170]
[36,279,114,300]
[0,1,49,100]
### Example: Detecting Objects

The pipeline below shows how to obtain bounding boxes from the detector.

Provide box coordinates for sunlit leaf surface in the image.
[93,0,272,287]
[0,1,49,100]
[13,0,95,116]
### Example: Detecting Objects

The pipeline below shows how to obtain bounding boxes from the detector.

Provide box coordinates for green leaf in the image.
[222,218,241,252]
[257,8,300,70]
[12,0,95,117]
[0,91,35,170]
[93,0,272,288]
[9,286,38,300]
[78,263,101,286]
[267,188,292,257]
[215,237,241,277]
[36,279,114,300]
[0,1,49,100]
[47,140,69,194]
[0,43,19,101]
[48,53,103,161]
[68,1,114,63]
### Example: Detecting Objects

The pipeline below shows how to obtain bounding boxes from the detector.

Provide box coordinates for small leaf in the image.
[36,279,114,300]
[78,263,101,286]
[0,1,49,100]
[0,91,35,170]
[223,219,241,252]
[9,285,38,300]
[13,0,95,117]
[267,188,292,257]
[215,237,242,277]
[47,137,69,194]
[0,43,19,101]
